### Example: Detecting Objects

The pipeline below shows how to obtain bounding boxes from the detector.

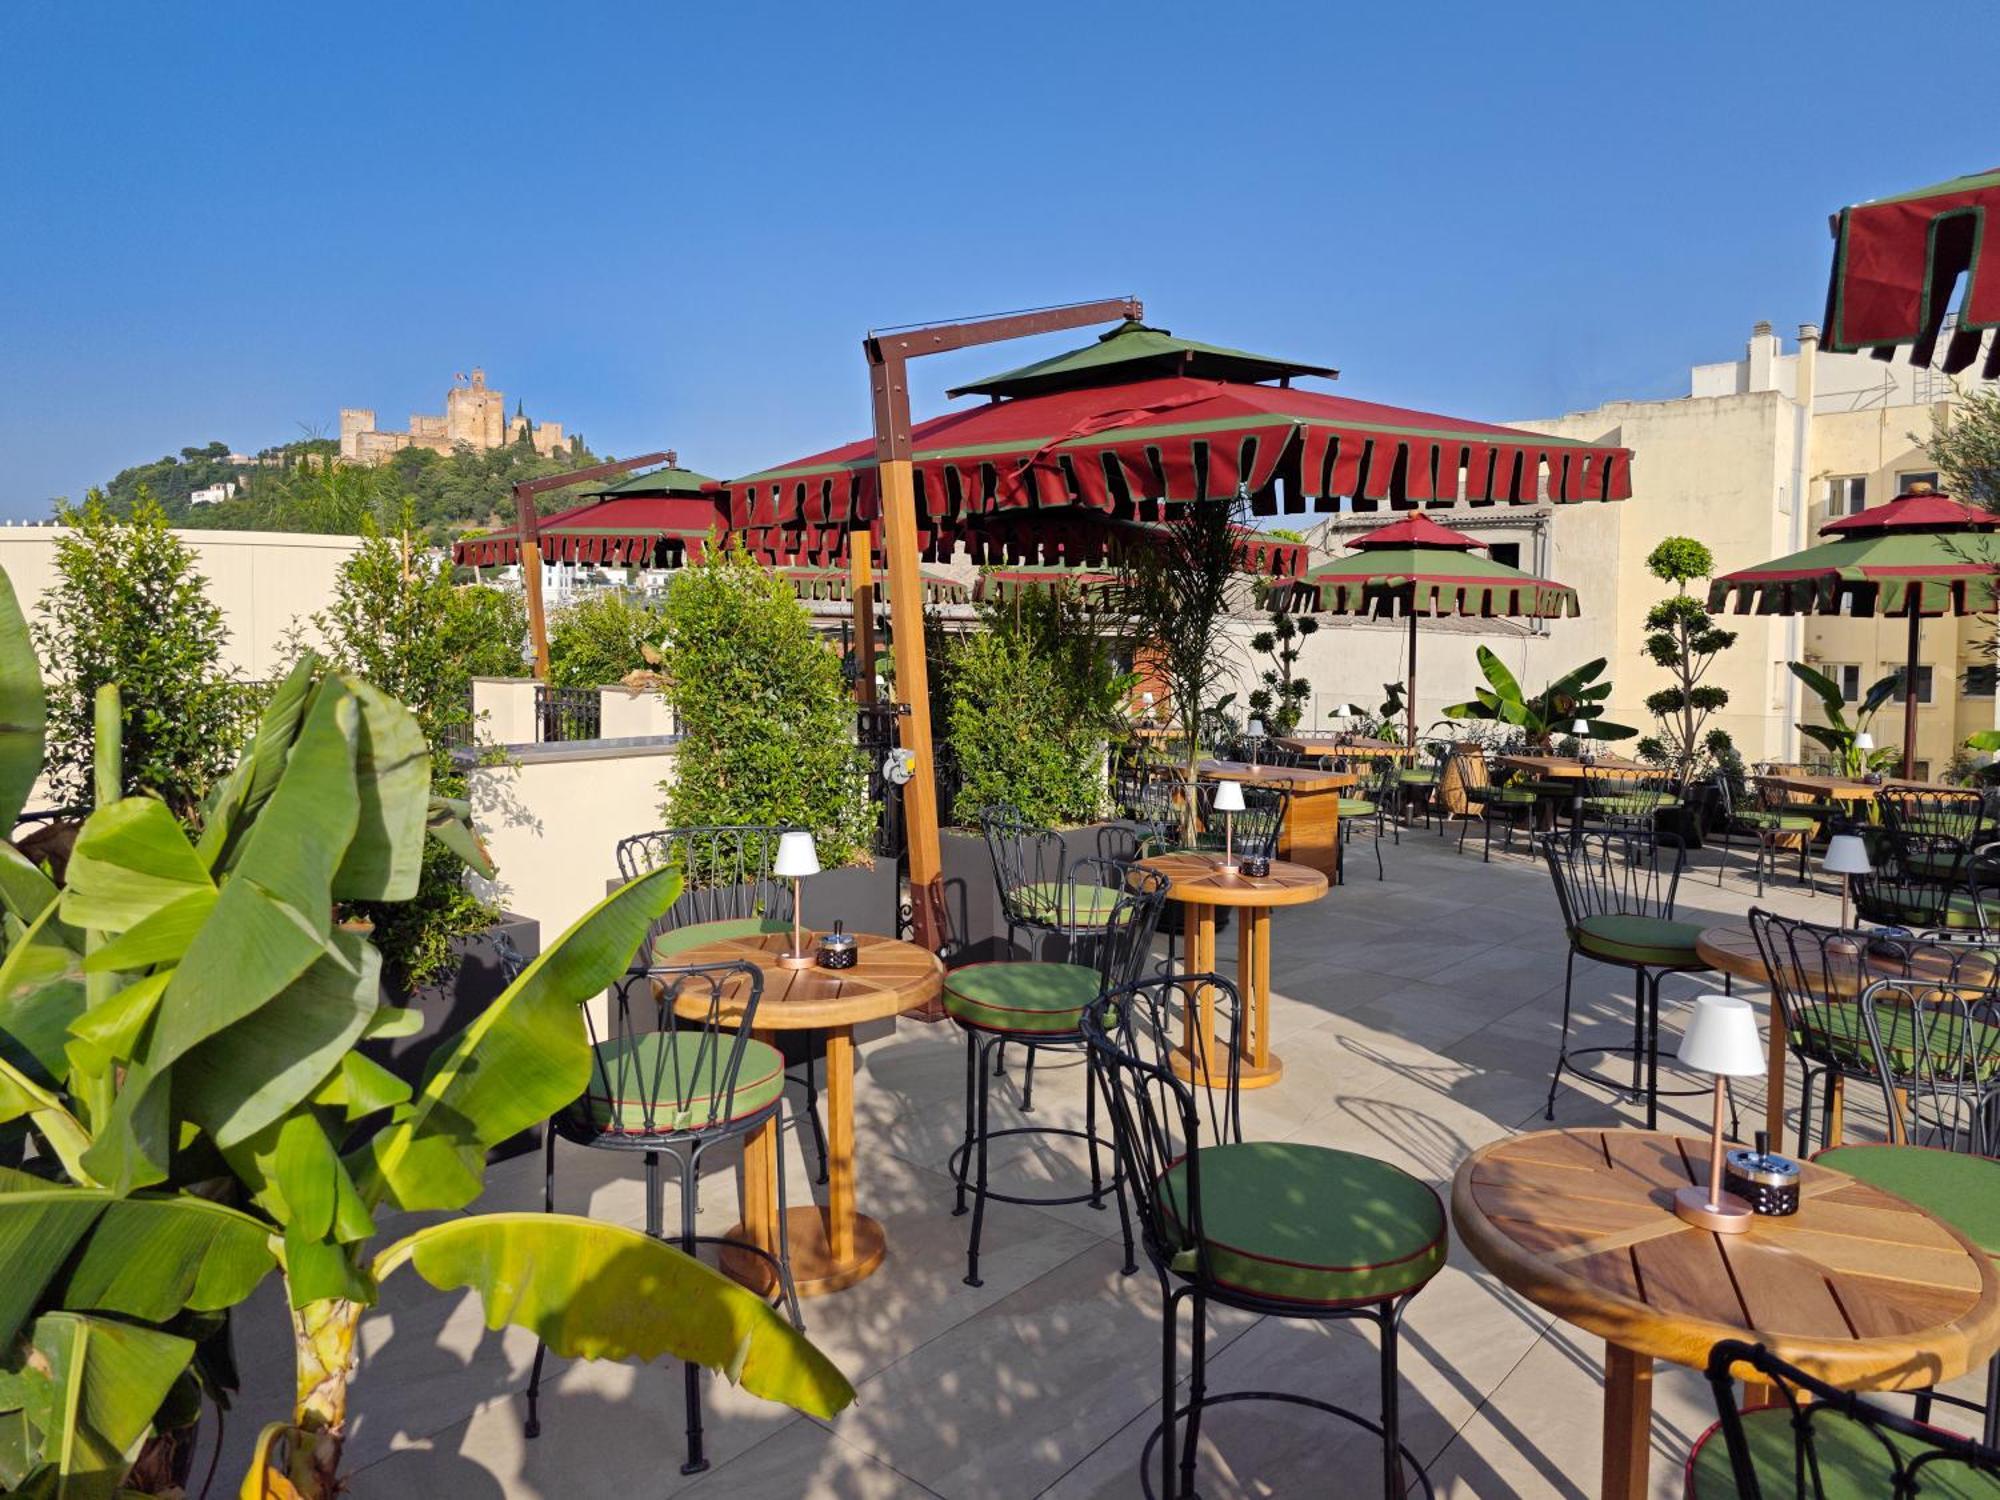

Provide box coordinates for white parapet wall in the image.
[464,735,678,939]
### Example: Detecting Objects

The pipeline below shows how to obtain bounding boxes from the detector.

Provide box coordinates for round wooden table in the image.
[1138,852,1327,1089]
[1453,1127,2000,1500]
[663,928,943,1297]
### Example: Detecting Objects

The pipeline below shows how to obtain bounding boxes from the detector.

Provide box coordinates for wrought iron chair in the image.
[613,824,829,1183]
[1448,747,1538,862]
[1882,785,1993,877]
[1852,850,1991,934]
[1542,830,1723,1130]
[1578,769,1679,838]
[1709,772,1815,895]
[523,960,800,1474]
[1749,910,2000,1155]
[1188,780,1289,863]
[1084,974,1445,1500]
[1337,758,1399,881]
[1693,1339,2000,1497]
[944,858,1167,1287]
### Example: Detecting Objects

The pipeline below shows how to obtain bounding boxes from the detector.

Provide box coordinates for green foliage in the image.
[307,515,526,985]
[944,586,1132,827]
[0,645,850,1498]
[1245,607,1317,734]
[97,440,246,518]
[1645,535,1715,587]
[0,567,46,836]
[1638,542,1736,788]
[656,543,870,867]
[1443,649,1637,745]
[1926,385,2000,507]
[35,492,243,821]
[547,591,660,690]
[1790,662,1901,776]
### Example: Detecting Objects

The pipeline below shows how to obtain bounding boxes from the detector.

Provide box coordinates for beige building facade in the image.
[1261,324,1997,773]
[339,367,568,464]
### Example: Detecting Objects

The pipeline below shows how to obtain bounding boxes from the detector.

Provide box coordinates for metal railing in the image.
[535,685,601,743]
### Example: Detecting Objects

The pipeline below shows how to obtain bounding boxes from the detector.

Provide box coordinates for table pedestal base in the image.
[721,1207,886,1299]
[1170,1046,1283,1089]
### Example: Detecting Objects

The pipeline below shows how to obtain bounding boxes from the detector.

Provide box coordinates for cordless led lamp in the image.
[1822,833,1873,931]
[1210,779,1246,873]
[773,830,821,970]
[1672,995,1767,1233]
[1246,718,1266,769]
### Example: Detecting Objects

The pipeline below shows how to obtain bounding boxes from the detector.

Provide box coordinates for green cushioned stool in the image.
[1574,912,1705,967]
[1735,809,1817,833]
[578,1031,786,1134]
[1157,1142,1447,1307]
[1687,1401,2000,1498]
[1814,1145,2000,1255]
[1467,786,1538,805]
[1338,797,1378,817]
[1011,880,1124,927]
[944,961,1100,1035]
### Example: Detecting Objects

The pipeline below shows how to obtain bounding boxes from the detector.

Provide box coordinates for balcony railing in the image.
[535,685,602,743]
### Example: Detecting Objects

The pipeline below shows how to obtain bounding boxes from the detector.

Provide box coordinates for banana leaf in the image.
[1788,662,1846,720]
[333,681,429,903]
[357,864,681,1214]
[376,1212,855,1419]
[1474,646,1523,702]
[0,1312,194,1500]
[0,567,45,839]
[195,657,319,876]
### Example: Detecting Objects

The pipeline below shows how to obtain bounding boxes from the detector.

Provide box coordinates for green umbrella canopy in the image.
[1291,512,1579,619]
[1708,485,2000,617]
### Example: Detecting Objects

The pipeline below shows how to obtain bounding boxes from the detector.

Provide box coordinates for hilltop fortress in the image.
[339,368,568,463]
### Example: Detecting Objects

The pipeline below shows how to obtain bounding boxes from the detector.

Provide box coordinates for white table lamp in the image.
[1854,731,1875,752]
[1246,718,1266,768]
[1822,833,1873,929]
[1673,996,1767,1233]
[774,830,821,969]
[1211,779,1246,871]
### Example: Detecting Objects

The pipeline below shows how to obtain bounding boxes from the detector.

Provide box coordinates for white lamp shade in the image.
[1822,833,1873,875]
[1247,719,1266,738]
[1141,692,1155,705]
[1854,731,1876,751]
[1677,995,1766,1077]
[1571,719,1591,735]
[773,830,821,878]
[1210,780,1247,813]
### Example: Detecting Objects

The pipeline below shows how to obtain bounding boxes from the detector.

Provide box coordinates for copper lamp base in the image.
[1673,1185,1753,1234]
[776,946,819,971]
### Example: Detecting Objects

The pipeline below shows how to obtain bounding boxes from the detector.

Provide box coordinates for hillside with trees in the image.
[90,431,610,546]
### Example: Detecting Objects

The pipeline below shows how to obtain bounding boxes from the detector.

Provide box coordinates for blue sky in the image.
[0,0,1984,517]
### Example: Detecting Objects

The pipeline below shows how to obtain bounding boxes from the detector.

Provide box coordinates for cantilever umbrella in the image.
[454,461,726,570]
[1287,513,1580,749]
[1709,485,2000,777]
[1824,167,2000,373]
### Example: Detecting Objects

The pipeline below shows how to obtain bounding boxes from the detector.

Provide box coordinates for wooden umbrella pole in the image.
[1406,608,1419,751]
[1903,597,1921,780]
[850,532,877,706]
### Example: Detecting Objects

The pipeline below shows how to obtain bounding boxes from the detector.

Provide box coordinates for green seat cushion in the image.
[1337,798,1378,817]
[1857,889,1985,930]
[1467,786,1538,805]
[1582,794,1680,817]
[651,915,791,962]
[1813,1145,2000,1257]
[1397,770,1436,785]
[1520,781,1574,798]
[1804,1004,2000,1080]
[1574,912,1707,967]
[1687,1403,2000,1498]
[1157,1143,1446,1307]
[1905,849,1973,881]
[1012,881,1123,926]
[944,961,1100,1035]
[1735,809,1817,833]
[578,1031,785,1135]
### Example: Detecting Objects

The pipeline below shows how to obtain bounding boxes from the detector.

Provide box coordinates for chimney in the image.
[1795,323,1820,411]
[1747,321,1780,393]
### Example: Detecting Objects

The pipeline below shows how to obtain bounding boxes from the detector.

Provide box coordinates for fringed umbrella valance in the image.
[1825,167,2000,373]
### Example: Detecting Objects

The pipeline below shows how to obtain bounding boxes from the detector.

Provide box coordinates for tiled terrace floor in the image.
[207,826,1986,1498]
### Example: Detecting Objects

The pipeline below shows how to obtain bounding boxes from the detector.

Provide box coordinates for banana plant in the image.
[0,591,853,1497]
[1442,648,1636,748]
[1789,662,1901,777]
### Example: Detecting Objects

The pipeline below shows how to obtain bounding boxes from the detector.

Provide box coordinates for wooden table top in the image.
[1275,735,1419,759]
[1761,774,1969,803]
[664,930,943,1029]
[1695,922,1993,991]
[1452,1128,2000,1390]
[1198,758,1358,793]
[1138,852,1329,909]
[1493,754,1650,780]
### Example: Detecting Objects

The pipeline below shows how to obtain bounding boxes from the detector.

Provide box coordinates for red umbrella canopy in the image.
[1825,167,2000,373]
[727,321,1632,552]
[453,462,728,569]
[1292,512,1580,619]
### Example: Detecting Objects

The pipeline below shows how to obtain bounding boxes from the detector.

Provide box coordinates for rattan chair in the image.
[1693,1339,2000,1497]
[945,858,1167,1287]
[1085,974,1445,1500]
[523,960,800,1474]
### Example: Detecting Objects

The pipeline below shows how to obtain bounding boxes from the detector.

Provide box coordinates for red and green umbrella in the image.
[453,461,725,570]
[1709,485,2000,776]
[1824,167,2000,373]
[1287,512,1580,748]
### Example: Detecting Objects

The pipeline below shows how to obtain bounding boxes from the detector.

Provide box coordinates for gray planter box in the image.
[811,857,899,941]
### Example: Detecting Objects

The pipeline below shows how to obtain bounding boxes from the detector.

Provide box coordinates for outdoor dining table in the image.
[1196,758,1358,881]
[1273,734,1419,761]
[661,927,943,1297]
[1138,851,1327,1089]
[1760,772,1968,805]
[1453,1127,2000,1500]
[1490,753,1650,833]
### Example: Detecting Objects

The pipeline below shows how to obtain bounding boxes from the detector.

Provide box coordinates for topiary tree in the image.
[656,542,871,865]
[1636,536,1737,790]
[34,489,243,821]
[1246,605,1317,735]
[546,590,659,689]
